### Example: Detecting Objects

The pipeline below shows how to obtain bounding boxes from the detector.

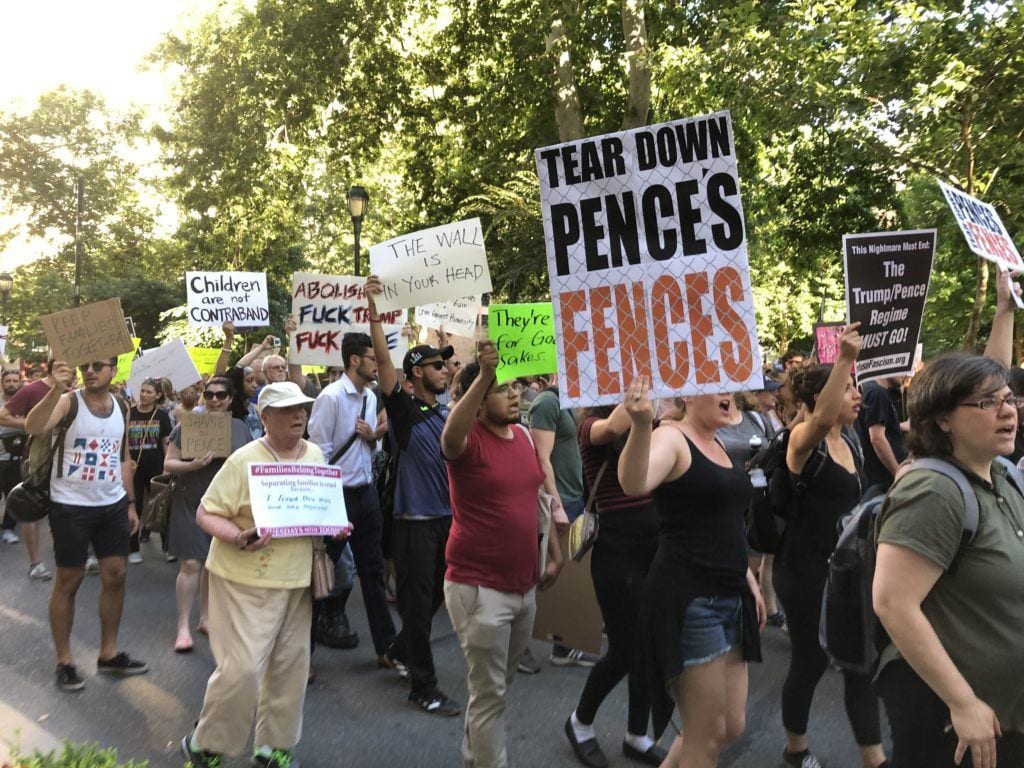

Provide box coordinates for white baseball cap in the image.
[257,381,315,413]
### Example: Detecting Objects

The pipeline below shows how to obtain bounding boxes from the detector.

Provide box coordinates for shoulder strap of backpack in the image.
[898,457,979,575]
[53,391,80,480]
[994,456,1024,498]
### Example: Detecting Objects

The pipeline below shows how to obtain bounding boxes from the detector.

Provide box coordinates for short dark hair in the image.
[205,375,233,395]
[782,350,805,364]
[790,365,834,412]
[342,333,372,371]
[454,360,482,400]
[906,352,1010,458]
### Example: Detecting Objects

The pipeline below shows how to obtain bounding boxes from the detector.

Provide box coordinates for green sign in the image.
[112,338,142,384]
[488,303,557,383]
[188,347,222,376]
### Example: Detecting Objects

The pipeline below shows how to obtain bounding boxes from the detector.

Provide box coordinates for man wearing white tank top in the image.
[26,357,148,692]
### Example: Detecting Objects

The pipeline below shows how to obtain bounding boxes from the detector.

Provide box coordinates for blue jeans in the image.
[681,595,742,667]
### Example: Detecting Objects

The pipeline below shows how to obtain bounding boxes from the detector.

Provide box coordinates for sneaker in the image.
[85,555,100,574]
[782,749,823,768]
[379,642,410,682]
[181,731,222,768]
[128,552,143,564]
[767,610,786,628]
[97,651,148,676]
[517,647,541,675]
[250,749,300,768]
[2,529,20,544]
[55,663,85,692]
[550,647,599,667]
[29,562,53,580]
[409,689,461,717]
[312,610,359,649]
[165,552,178,562]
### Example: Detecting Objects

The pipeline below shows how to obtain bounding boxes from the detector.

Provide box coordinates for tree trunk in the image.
[620,0,651,130]
[545,18,585,142]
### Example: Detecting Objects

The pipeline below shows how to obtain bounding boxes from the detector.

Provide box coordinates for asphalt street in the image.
[0,532,888,768]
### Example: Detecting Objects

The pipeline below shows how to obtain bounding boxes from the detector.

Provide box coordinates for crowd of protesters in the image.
[0,272,1022,768]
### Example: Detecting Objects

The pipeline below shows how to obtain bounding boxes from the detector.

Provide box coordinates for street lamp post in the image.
[347,185,369,276]
[0,272,12,326]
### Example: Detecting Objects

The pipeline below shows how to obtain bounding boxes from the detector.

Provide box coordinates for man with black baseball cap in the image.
[364,275,461,717]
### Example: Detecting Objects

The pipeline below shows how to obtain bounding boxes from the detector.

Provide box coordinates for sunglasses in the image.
[417,361,446,371]
[203,390,230,401]
[79,362,111,373]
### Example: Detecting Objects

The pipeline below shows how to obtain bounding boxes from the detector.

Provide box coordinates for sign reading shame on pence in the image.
[40,298,136,367]
[291,274,408,368]
[536,111,763,408]
[488,303,558,383]
[416,296,480,338]
[368,219,492,312]
[186,271,270,328]
[844,229,935,384]
[180,411,233,459]
[938,180,1023,272]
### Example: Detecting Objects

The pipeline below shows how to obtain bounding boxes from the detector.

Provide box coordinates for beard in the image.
[425,378,447,396]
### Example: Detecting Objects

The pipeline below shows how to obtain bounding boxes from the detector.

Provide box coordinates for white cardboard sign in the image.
[128,338,202,397]
[368,219,492,311]
[248,463,348,537]
[416,296,480,337]
[938,180,1023,272]
[186,271,270,327]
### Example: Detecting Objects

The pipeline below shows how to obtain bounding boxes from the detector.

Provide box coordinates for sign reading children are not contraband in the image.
[535,111,763,408]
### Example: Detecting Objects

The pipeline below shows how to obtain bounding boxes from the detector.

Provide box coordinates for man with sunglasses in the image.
[365,274,461,716]
[25,358,146,692]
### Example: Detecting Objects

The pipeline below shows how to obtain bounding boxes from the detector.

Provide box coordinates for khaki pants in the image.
[444,580,537,768]
[195,573,312,755]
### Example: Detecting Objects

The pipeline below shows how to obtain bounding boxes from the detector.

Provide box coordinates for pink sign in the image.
[814,323,844,365]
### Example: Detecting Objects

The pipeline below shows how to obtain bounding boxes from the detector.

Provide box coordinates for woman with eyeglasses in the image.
[873,272,1024,768]
[164,376,253,652]
[127,377,173,563]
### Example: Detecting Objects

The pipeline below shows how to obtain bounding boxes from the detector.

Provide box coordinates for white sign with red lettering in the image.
[248,463,348,537]
[938,180,1023,272]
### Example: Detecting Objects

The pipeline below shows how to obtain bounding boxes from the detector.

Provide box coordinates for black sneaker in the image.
[409,689,461,717]
[55,663,85,692]
[380,641,410,682]
[97,651,148,676]
[180,731,223,768]
[251,749,300,768]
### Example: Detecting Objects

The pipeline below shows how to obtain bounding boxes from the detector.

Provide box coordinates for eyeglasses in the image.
[204,390,230,401]
[491,383,523,398]
[79,362,111,373]
[958,395,1024,411]
[417,361,446,371]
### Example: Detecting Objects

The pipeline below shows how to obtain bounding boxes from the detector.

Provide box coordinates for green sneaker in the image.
[251,748,300,768]
[180,731,222,768]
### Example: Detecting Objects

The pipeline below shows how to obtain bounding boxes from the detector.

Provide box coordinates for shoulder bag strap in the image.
[584,456,611,515]
[897,458,979,575]
[329,394,368,466]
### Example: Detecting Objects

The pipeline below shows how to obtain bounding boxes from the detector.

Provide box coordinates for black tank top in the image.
[652,433,751,596]
[784,447,863,565]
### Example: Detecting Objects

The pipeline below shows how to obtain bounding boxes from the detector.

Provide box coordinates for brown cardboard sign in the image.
[180,412,233,459]
[39,299,135,367]
[532,533,604,655]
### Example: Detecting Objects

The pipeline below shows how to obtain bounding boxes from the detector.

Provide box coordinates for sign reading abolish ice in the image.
[368,219,492,312]
[844,229,935,384]
[938,180,1023,272]
[291,274,408,368]
[536,111,763,407]
[186,271,270,327]
[248,463,348,537]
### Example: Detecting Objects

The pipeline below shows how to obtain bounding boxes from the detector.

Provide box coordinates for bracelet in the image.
[221,347,233,353]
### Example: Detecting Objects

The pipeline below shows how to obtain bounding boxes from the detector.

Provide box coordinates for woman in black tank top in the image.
[773,325,888,768]
[619,378,766,768]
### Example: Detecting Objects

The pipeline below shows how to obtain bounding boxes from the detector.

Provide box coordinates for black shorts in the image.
[1,459,21,497]
[49,497,131,568]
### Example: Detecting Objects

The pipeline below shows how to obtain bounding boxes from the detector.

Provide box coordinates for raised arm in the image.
[441,342,497,460]
[364,275,399,396]
[214,321,235,375]
[618,376,688,495]
[587,403,632,446]
[283,314,308,388]
[236,335,276,370]
[25,362,74,434]
[984,267,1017,369]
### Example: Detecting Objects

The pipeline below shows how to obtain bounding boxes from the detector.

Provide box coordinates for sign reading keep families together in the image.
[536,111,763,407]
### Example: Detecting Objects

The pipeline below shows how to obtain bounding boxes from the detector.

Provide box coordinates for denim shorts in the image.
[680,595,743,667]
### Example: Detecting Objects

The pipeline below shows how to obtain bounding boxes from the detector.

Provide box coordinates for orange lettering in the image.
[713,266,755,380]
[558,290,589,399]
[650,275,688,387]
[684,272,716,385]
[614,282,652,385]
[590,286,619,395]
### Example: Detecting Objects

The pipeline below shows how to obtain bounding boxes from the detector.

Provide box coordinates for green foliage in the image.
[4,740,146,768]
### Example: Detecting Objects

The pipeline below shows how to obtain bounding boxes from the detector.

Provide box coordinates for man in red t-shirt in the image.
[441,341,562,768]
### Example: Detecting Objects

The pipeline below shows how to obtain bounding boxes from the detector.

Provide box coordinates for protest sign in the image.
[813,323,844,365]
[368,219,492,311]
[180,411,233,459]
[39,298,135,367]
[248,463,348,537]
[128,338,202,397]
[488,303,558,382]
[187,347,221,376]
[290,273,408,368]
[536,111,763,408]
[938,180,1023,272]
[112,338,142,384]
[533,534,603,655]
[416,296,480,338]
[844,229,935,384]
[186,271,270,328]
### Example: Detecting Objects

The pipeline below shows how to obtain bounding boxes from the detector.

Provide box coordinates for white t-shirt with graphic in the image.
[50,390,128,507]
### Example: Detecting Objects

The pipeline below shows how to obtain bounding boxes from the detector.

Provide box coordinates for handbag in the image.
[311,539,335,600]
[142,473,176,532]
[568,456,610,562]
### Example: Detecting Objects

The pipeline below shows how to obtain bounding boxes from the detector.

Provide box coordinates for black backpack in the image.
[819,456,1024,674]
[746,427,862,554]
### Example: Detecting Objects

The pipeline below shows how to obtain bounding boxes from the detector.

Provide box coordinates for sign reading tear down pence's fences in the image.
[290,274,408,369]
[843,229,935,384]
[39,298,136,367]
[536,111,764,407]
[488,303,558,383]
[368,219,493,312]
[938,180,1023,272]
[186,271,270,328]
